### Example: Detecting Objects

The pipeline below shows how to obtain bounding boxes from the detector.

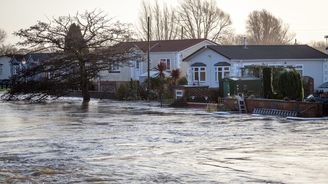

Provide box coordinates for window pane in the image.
[200,71,206,81]
[218,71,222,81]
[166,60,170,70]
[194,71,199,81]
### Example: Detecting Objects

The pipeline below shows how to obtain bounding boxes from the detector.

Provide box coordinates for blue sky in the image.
[1,0,328,44]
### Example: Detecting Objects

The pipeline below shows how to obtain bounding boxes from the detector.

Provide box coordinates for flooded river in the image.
[0,99,327,183]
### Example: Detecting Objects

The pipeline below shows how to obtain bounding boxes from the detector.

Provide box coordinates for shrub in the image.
[278,69,304,101]
[116,84,128,100]
[262,67,273,98]
[177,77,188,85]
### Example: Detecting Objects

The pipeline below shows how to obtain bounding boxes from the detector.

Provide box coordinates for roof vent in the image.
[243,37,247,49]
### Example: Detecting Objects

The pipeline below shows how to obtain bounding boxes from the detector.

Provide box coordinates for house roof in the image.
[184,45,328,61]
[26,53,54,61]
[115,39,215,53]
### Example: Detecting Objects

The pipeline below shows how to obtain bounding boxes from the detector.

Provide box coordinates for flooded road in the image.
[0,99,327,183]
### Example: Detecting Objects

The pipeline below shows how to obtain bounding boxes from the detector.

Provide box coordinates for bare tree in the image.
[220,33,246,45]
[0,29,17,55]
[178,0,232,42]
[138,0,180,40]
[309,40,326,53]
[9,10,136,103]
[246,9,295,45]
[0,29,6,44]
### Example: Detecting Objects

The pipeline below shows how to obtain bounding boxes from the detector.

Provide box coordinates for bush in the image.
[262,67,273,98]
[278,69,304,101]
[177,77,188,85]
[116,84,129,100]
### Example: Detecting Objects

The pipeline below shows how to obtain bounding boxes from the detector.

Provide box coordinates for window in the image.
[109,62,120,73]
[293,65,303,76]
[0,64,2,75]
[160,59,171,70]
[192,67,206,82]
[215,66,230,81]
[135,61,140,69]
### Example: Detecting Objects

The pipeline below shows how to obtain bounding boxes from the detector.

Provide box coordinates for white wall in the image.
[179,40,217,76]
[143,52,178,73]
[98,62,133,82]
[0,56,12,80]
[185,49,230,88]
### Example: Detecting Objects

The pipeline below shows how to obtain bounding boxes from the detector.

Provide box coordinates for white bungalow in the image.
[97,39,217,92]
[182,45,328,90]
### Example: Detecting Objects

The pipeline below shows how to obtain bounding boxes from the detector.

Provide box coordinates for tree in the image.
[246,9,295,45]
[309,40,326,53]
[278,69,304,101]
[155,62,167,106]
[0,28,17,55]
[178,0,232,42]
[0,29,6,44]
[263,67,273,98]
[8,10,135,103]
[171,69,181,86]
[138,0,180,40]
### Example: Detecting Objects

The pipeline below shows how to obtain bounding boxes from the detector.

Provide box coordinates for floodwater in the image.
[0,99,327,184]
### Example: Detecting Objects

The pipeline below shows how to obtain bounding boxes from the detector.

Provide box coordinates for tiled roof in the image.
[116,39,214,53]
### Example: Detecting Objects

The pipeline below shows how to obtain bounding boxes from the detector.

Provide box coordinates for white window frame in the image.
[109,62,120,73]
[215,66,230,82]
[160,58,171,70]
[192,67,206,82]
[135,60,140,69]
[293,64,303,76]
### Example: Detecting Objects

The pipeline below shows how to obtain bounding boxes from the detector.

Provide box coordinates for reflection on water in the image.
[0,99,328,183]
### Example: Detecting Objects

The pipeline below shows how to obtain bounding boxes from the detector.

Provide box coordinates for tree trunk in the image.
[79,60,90,103]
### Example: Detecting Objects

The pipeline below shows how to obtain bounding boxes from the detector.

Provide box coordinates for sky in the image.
[1,0,328,45]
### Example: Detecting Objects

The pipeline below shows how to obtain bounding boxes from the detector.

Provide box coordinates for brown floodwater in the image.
[0,99,327,183]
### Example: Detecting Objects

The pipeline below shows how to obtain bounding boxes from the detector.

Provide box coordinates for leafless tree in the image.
[0,29,17,55]
[178,0,232,42]
[9,10,136,103]
[309,40,326,53]
[246,9,295,45]
[0,29,6,44]
[220,33,246,45]
[138,0,180,40]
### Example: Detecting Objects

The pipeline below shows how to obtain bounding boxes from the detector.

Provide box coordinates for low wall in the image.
[224,98,324,117]
[245,98,323,117]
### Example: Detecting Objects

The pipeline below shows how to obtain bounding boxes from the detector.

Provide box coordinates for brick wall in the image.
[245,98,323,117]
[223,98,324,117]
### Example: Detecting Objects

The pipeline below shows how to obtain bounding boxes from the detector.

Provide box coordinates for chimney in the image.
[243,36,247,49]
